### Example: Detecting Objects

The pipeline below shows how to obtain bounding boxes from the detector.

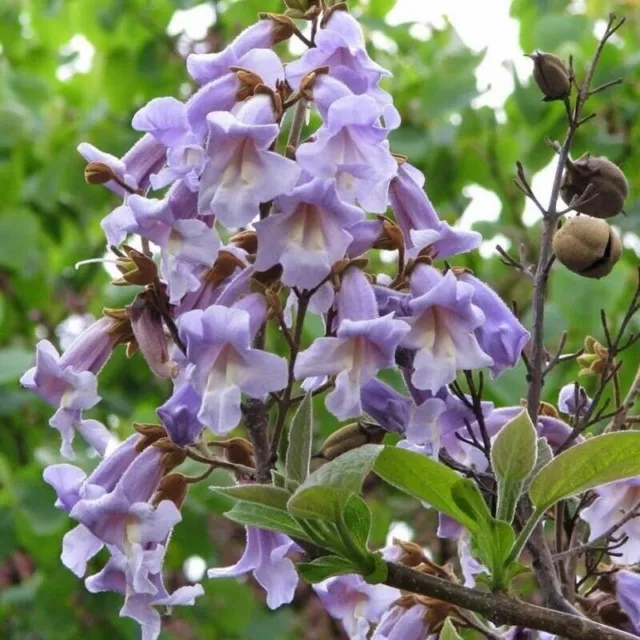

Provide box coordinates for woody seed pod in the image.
[552,216,622,279]
[526,51,571,100]
[560,154,628,219]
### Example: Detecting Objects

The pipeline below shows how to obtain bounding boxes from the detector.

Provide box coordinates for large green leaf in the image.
[285,393,313,485]
[490,409,537,522]
[212,485,291,511]
[297,555,360,583]
[529,432,640,512]
[374,446,492,534]
[224,502,309,541]
[287,445,381,521]
[440,618,464,640]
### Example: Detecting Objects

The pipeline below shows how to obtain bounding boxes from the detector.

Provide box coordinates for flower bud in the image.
[230,230,258,255]
[577,336,609,376]
[315,422,385,461]
[84,161,118,185]
[113,245,157,286]
[152,472,189,509]
[552,216,622,279]
[283,0,321,20]
[560,154,628,219]
[526,51,570,100]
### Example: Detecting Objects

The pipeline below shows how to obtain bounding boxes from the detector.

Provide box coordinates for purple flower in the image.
[389,161,481,258]
[208,527,298,609]
[186,48,285,141]
[44,433,143,575]
[372,602,432,640]
[360,378,411,435]
[78,134,166,196]
[156,383,203,447]
[132,97,191,147]
[70,447,179,551]
[558,383,592,417]
[176,246,248,315]
[129,293,178,379]
[616,570,640,634]
[313,573,400,640]
[296,94,397,213]
[401,265,493,393]
[178,296,288,434]
[86,546,203,640]
[198,94,301,226]
[187,18,285,85]
[105,184,220,303]
[254,178,363,289]
[20,317,120,457]
[286,8,392,110]
[581,479,640,564]
[457,272,530,377]
[295,267,409,419]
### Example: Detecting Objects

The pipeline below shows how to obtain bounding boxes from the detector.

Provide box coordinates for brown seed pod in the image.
[560,153,628,219]
[526,51,570,100]
[552,216,622,279]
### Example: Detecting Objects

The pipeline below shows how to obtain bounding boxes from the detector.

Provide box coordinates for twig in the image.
[553,498,640,563]
[241,399,271,483]
[384,562,637,640]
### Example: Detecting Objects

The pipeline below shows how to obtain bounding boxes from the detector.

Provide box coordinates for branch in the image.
[384,562,637,640]
[241,399,271,483]
[553,498,640,562]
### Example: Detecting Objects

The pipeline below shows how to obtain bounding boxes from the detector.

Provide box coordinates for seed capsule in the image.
[552,216,622,279]
[526,51,571,100]
[560,154,628,219]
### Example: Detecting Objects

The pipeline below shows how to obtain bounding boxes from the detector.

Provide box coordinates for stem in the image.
[384,563,637,640]
[508,508,544,567]
[270,292,310,460]
[285,99,307,158]
[241,399,272,483]
[524,14,625,614]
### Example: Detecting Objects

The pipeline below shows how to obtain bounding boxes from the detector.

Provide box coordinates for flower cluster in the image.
[30,5,638,640]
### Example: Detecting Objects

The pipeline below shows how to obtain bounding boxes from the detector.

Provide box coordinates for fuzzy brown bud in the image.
[373,216,405,251]
[134,423,169,451]
[84,161,118,185]
[230,230,258,255]
[552,216,622,279]
[315,423,385,461]
[152,473,189,509]
[223,438,255,469]
[560,154,628,219]
[526,51,570,100]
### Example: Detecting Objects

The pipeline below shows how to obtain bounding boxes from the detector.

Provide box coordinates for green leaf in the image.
[440,618,464,640]
[490,409,537,522]
[287,445,381,521]
[529,432,640,512]
[343,494,372,550]
[374,446,491,534]
[285,393,313,484]
[212,484,291,510]
[471,519,515,589]
[297,555,359,583]
[523,438,554,491]
[224,502,309,541]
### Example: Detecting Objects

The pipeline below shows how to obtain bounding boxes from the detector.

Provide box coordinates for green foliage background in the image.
[0,0,639,638]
